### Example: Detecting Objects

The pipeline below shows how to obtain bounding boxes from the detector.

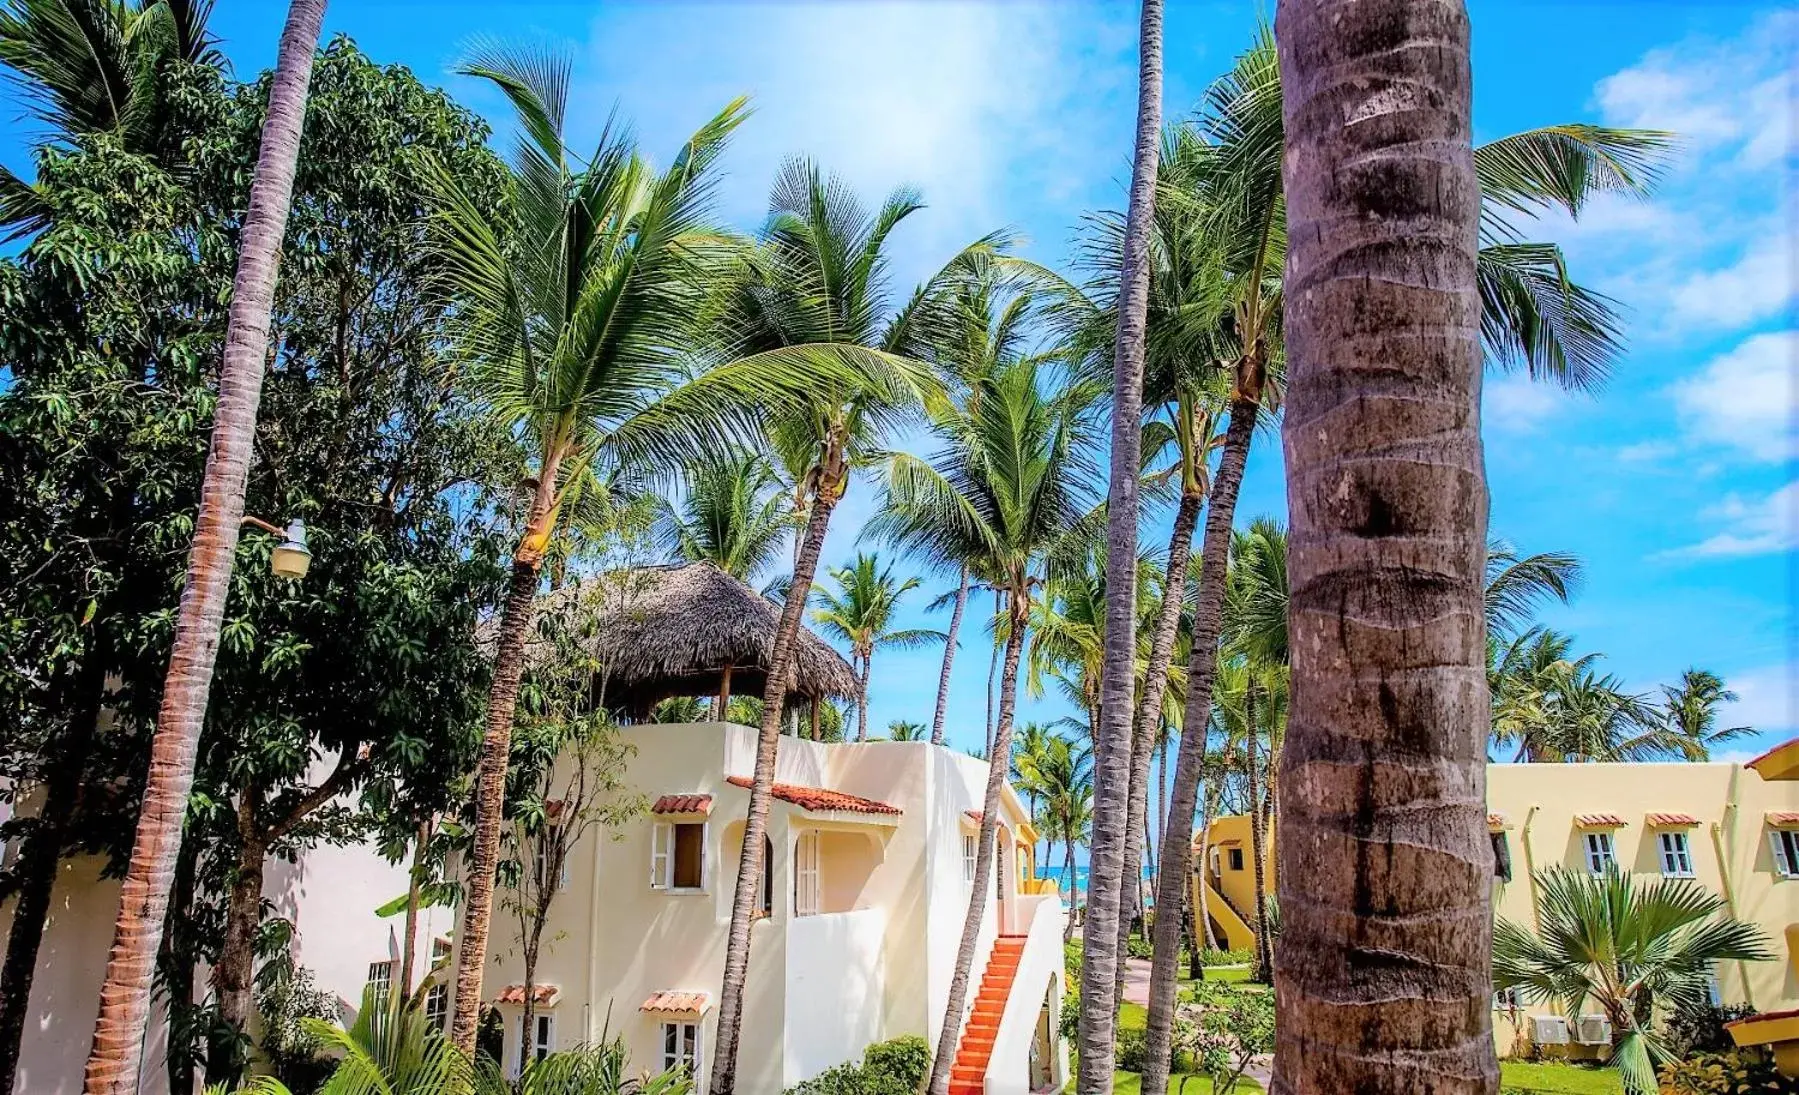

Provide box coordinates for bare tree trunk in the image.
[207,790,266,1085]
[985,590,1001,751]
[927,595,1029,1095]
[1244,684,1271,983]
[1138,394,1256,1095]
[709,465,843,1095]
[1157,737,1169,853]
[81,7,326,1089]
[1111,490,1200,997]
[1062,837,1078,945]
[0,655,105,1095]
[399,821,428,1002]
[1195,779,1219,952]
[1273,2,1494,1091]
[855,653,871,742]
[931,569,969,745]
[1079,1,1164,1085]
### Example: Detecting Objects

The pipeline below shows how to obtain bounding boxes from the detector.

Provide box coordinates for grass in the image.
[1197,965,1251,983]
[1063,993,1262,1094]
[1498,1060,1622,1094]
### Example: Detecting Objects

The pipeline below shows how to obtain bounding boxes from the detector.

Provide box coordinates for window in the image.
[661,1020,701,1081]
[424,983,448,1029]
[1492,987,1523,1011]
[962,834,978,884]
[534,827,569,892]
[795,831,821,916]
[1491,831,1513,882]
[1770,829,1799,878]
[515,1013,554,1076]
[365,960,394,1003]
[651,821,706,891]
[432,937,452,962]
[1227,848,1245,872]
[1658,831,1695,877]
[1584,831,1617,875]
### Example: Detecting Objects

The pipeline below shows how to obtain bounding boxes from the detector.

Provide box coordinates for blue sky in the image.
[6,2,1791,767]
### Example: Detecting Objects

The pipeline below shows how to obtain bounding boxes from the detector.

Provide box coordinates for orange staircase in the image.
[948,934,1027,1095]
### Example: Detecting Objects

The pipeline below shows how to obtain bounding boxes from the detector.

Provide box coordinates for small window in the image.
[661,1020,702,1079]
[1491,830,1513,882]
[962,834,978,884]
[432,937,452,961]
[651,822,707,891]
[795,831,821,916]
[1227,848,1245,872]
[514,1012,554,1075]
[424,983,448,1028]
[1492,987,1523,1011]
[1584,831,1617,875]
[1658,831,1695,877]
[1770,829,1799,878]
[365,960,394,1003]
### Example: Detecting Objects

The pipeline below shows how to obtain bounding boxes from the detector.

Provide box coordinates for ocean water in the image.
[1036,865,1156,901]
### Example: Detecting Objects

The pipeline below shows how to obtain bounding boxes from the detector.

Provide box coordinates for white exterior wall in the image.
[984,893,1067,1095]
[783,907,886,1081]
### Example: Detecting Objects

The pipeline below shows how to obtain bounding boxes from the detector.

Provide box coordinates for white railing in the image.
[983,892,1067,1095]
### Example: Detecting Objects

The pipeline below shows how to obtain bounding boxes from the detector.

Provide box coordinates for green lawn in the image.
[1067,995,1262,1094]
[1197,965,1251,983]
[1498,1061,1621,1094]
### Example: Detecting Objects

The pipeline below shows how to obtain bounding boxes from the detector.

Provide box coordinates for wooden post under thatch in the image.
[714,663,733,720]
[810,699,821,741]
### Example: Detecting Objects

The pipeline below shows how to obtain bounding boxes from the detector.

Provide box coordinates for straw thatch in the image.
[524,563,857,717]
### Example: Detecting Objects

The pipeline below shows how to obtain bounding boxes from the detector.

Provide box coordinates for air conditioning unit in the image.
[1530,1016,1570,1045]
[1573,1015,1613,1045]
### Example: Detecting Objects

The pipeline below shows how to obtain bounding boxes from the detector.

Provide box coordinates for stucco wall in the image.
[783,907,886,1082]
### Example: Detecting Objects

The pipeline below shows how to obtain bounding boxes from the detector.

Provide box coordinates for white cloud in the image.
[1665,236,1791,332]
[1617,440,1676,463]
[1669,330,1797,462]
[1667,481,1798,559]
[1721,663,1798,738]
[1484,374,1571,434]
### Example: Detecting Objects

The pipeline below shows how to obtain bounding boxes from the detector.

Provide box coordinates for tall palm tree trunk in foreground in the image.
[451,444,564,1054]
[1273,1,1495,1091]
[80,5,327,1089]
[928,596,1030,1095]
[1244,684,1271,982]
[1137,395,1256,1095]
[930,569,970,745]
[1112,491,1200,983]
[710,472,843,1095]
[1079,0,1164,1085]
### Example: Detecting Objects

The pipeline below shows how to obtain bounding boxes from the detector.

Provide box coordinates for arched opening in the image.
[759,835,774,917]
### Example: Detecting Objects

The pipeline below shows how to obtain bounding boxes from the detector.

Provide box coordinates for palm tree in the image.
[1142,22,1672,1088]
[885,720,927,742]
[420,58,887,1058]
[1009,721,1060,830]
[655,451,793,584]
[1269,2,1494,1091]
[1078,0,1167,1078]
[1485,541,1583,639]
[811,553,941,741]
[1490,632,1672,763]
[80,5,327,1091]
[1033,734,1095,944]
[1494,869,1775,1093]
[867,354,1102,1094]
[706,160,997,1094]
[1658,669,1755,761]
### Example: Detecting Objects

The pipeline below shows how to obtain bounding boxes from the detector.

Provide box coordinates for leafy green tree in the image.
[1495,869,1776,1093]
[811,553,941,742]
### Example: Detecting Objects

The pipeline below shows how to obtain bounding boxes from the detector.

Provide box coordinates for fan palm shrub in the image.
[1494,868,1776,1093]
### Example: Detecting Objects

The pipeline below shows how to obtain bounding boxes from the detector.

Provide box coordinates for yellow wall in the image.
[1193,760,1799,1026]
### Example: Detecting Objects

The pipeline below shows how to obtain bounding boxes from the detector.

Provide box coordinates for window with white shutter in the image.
[795,831,820,916]
[1770,829,1799,878]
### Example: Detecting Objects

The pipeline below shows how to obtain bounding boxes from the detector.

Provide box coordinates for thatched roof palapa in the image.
[528,563,857,717]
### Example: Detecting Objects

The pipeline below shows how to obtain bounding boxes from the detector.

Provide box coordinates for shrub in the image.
[1127,934,1154,960]
[1198,946,1253,966]
[785,1036,931,1095]
[1663,1001,1758,1058]
[1116,1027,1150,1073]
[1656,1048,1783,1094]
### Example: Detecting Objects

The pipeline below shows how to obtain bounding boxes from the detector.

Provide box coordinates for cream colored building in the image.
[1193,751,1799,1057]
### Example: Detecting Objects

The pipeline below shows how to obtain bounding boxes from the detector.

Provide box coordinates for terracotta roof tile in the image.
[1574,813,1627,828]
[641,991,710,1014]
[965,810,984,823]
[494,984,559,1006]
[1766,811,1799,828]
[652,794,713,815]
[1645,812,1700,827]
[724,776,900,816]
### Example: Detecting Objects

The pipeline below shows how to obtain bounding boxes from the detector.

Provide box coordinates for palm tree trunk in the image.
[1244,684,1272,983]
[928,593,1030,1095]
[1195,784,1217,952]
[1111,490,1200,994]
[1157,736,1170,853]
[80,6,326,1089]
[985,590,1001,751]
[1078,0,1164,1082]
[856,653,871,742]
[0,654,106,1095]
[1273,2,1493,1091]
[1062,837,1078,946]
[207,787,266,1085]
[931,569,969,745]
[398,820,429,1002]
[1138,392,1257,1095]
[709,469,843,1095]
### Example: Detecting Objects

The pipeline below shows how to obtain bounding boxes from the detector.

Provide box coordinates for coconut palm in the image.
[1269,2,1493,1090]
[705,160,999,1094]
[80,5,326,1091]
[1486,541,1584,640]
[1494,868,1776,1093]
[1009,721,1060,830]
[866,354,1103,1093]
[811,553,941,741]
[655,451,792,584]
[420,58,902,1058]
[1032,733,1095,944]
[1657,669,1755,761]
[884,720,927,742]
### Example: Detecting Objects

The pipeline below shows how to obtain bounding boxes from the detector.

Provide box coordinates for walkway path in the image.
[1118,956,1273,1089]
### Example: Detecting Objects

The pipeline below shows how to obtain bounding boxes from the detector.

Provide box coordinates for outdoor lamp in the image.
[243,516,312,580]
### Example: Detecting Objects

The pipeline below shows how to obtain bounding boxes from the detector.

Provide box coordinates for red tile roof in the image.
[1574,813,1627,828]
[640,990,710,1014]
[544,799,566,822]
[494,984,559,1006]
[1746,736,1798,770]
[1645,812,1700,827]
[965,810,984,823]
[725,776,901,816]
[1766,811,1799,828]
[652,794,713,815]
